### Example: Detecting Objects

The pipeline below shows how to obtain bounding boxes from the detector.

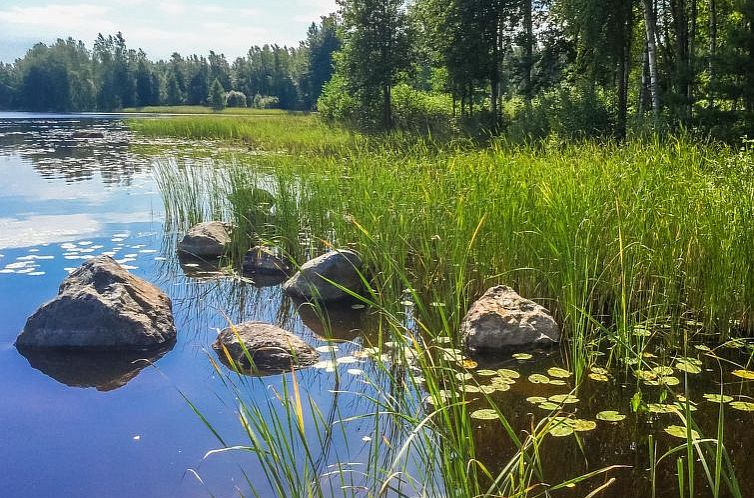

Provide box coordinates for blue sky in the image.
[0,0,338,62]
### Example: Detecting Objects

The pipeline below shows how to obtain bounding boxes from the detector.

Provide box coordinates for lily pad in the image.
[497,368,521,379]
[572,419,597,432]
[664,425,700,440]
[590,367,608,375]
[588,372,609,382]
[538,401,560,410]
[633,326,652,337]
[526,396,548,404]
[462,385,481,393]
[647,403,677,414]
[470,409,499,420]
[652,366,674,376]
[548,367,572,378]
[477,369,499,377]
[512,353,533,360]
[675,360,702,374]
[549,394,580,404]
[730,401,754,411]
[549,424,574,437]
[480,385,497,394]
[634,370,657,381]
[703,393,733,403]
[659,376,680,386]
[528,374,550,384]
[456,372,473,381]
[596,410,626,422]
[732,369,754,380]
[549,379,567,386]
[462,359,478,369]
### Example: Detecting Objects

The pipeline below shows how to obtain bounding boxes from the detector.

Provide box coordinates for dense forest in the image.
[3,0,754,140]
[0,15,340,113]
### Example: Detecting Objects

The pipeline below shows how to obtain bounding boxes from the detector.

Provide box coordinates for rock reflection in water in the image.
[17,342,174,391]
[178,254,225,280]
[295,300,366,342]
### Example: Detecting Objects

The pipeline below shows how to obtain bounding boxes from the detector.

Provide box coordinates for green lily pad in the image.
[470,409,499,420]
[512,353,533,360]
[673,402,698,412]
[528,374,550,384]
[476,369,499,377]
[497,368,521,379]
[462,385,481,393]
[633,327,652,337]
[664,425,700,440]
[588,372,609,382]
[549,424,574,437]
[730,401,754,411]
[489,382,511,392]
[572,419,597,432]
[456,372,473,381]
[659,376,680,386]
[526,396,548,404]
[652,366,674,376]
[590,367,609,375]
[490,376,515,386]
[596,410,626,422]
[675,360,702,374]
[703,393,733,403]
[732,369,754,380]
[635,370,657,381]
[549,379,567,386]
[549,394,580,404]
[548,367,572,378]
[538,401,560,410]
[647,403,677,414]
[480,385,497,394]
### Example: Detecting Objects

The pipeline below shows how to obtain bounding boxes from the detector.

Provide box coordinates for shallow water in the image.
[1,113,753,498]
[0,114,378,497]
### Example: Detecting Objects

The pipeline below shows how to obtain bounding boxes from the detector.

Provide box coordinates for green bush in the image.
[226,90,247,108]
[391,83,455,136]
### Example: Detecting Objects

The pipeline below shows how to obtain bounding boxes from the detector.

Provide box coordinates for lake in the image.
[1,113,753,498]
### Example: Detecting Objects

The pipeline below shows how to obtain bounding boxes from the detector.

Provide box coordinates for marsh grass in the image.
[141,115,754,496]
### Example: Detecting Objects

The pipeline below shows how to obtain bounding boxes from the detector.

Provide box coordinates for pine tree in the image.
[208,78,226,110]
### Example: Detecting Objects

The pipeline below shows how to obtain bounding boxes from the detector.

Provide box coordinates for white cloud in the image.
[0,0,337,62]
[0,4,116,36]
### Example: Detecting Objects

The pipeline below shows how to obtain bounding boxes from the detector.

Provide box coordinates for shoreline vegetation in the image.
[138,110,754,497]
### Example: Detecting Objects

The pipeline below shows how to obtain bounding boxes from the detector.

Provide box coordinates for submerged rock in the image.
[462,285,559,352]
[296,300,365,342]
[213,321,319,375]
[18,343,173,391]
[242,246,291,275]
[16,255,176,349]
[282,249,364,302]
[177,221,231,259]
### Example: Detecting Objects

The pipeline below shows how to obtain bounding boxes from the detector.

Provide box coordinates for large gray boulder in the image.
[282,249,364,302]
[177,221,231,259]
[462,286,559,352]
[16,256,176,349]
[213,322,319,375]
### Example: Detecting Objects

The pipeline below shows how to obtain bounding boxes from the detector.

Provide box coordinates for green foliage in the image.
[332,0,413,130]
[225,90,247,108]
[208,78,226,110]
[391,83,455,136]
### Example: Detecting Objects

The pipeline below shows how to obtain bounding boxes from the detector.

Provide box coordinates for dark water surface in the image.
[2,113,754,498]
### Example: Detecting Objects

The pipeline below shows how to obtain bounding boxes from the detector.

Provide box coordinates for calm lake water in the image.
[1,113,753,498]
[0,113,375,498]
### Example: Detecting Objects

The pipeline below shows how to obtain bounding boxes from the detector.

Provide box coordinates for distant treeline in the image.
[0,15,339,112]
[317,0,754,140]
